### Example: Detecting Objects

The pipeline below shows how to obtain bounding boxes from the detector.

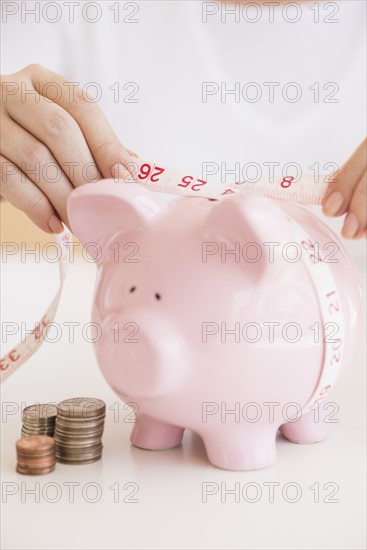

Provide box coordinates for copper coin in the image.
[17,457,55,468]
[16,464,55,475]
[16,435,54,453]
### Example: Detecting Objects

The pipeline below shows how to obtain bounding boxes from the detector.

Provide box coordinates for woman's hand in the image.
[322,138,367,239]
[0,64,133,233]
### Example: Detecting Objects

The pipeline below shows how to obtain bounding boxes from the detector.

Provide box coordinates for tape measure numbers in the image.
[124,159,330,203]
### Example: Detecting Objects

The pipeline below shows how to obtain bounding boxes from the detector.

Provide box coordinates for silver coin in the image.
[54,432,103,440]
[21,430,54,438]
[55,429,105,438]
[23,420,55,428]
[55,445,102,454]
[55,441,103,451]
[56,450,102,460]
[56,455,102,465]
[50,398,106,464]
[55,451,102,460]
[55,419,105,430]
[55,449,102,461]
[21,426,54,432]
[54,440,103,450]
[56,412,106,426]
[22,427,54,434]
[54,426,104,437]
[54,424,104,433]
[22,404,58,422]
[54,429,104,438]
[54,436,103,445]
[53,434,103,444]
[54,439,103,448]
[23,415,56,422]
[53,435,103,445]
[57,398,105,419]
[22,423,55,430]
[55,421,105,431]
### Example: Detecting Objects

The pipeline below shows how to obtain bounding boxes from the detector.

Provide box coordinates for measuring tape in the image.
[122,159,330,203]
[0,158,343,416]
[279,216,344,415]
[0,230,73,383]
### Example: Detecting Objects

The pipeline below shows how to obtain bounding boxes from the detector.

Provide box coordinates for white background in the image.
[1,1,366,549]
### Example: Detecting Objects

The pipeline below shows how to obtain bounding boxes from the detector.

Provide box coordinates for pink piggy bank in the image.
[68,181,361,470]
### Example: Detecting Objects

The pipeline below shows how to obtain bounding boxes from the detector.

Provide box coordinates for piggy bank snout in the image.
[99,308,188,398]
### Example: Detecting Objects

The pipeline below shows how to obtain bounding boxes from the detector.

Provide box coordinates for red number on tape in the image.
[280,176,294,188]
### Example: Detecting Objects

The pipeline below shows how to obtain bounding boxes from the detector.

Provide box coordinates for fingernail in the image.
[127,149,139,159]
[323,191,344,216]
[48,214,64,234]
[342,212,359,239]
[354,227,366,240]
[111,162,130,181]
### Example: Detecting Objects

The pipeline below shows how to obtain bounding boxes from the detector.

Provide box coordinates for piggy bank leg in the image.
[279,407,332,444]
[130,413,185,450]
[202,426,278,471]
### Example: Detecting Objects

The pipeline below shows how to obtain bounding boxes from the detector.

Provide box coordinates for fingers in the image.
[322,138,367,240]
[1,115,74,225]
[26,64,133,179]
[342,171,367,239]
[5,79,101,187]
[0,155,63,234]
[322,139,366,216]
[0,64,139,237]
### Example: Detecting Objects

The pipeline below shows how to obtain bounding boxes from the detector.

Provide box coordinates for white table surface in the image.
[1,252,366,550]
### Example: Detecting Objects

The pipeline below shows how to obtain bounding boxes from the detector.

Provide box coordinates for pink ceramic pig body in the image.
[68,181,362,470]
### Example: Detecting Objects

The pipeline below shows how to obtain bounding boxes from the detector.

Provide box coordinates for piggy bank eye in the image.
[129,286,137,293]
[155,293,161,301]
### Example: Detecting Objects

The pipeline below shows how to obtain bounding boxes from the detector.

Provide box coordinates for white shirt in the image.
[2,0,366,259]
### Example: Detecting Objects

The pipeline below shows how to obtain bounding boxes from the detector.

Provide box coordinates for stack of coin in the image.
[54,397,106,464]
[21,403,57,437]
[16,435,55,475]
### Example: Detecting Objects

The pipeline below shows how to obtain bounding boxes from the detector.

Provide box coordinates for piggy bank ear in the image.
[203,194,293,248]
[67,180,165,261]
